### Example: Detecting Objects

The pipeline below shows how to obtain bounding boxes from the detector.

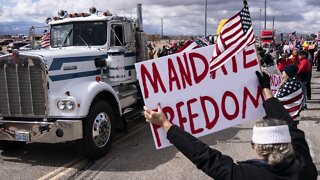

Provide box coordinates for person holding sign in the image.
[143,71,317,180]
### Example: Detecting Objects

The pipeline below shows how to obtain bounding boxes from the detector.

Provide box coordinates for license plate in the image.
[15,131,30,142]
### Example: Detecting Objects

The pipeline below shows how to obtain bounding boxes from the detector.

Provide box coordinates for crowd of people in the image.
[148,40,189,58]
[148,35,215,59]
[258,42,315,113]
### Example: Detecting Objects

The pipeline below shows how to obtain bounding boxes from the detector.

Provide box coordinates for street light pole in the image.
[205,0,207,37]
[259,8,261,35]
[264,0,267,30]
[161,18,163,37]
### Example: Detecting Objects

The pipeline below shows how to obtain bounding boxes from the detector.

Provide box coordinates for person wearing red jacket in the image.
[277,52,293,72]
[297,50,311,109]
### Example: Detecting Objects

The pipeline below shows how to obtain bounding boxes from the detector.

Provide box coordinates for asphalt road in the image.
[1,68,319,180]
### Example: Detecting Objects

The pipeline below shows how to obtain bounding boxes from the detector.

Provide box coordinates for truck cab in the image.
[261,30,274,51]
[0,5,147,159]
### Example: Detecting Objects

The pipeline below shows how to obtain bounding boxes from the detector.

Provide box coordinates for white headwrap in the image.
[252,125,291,144]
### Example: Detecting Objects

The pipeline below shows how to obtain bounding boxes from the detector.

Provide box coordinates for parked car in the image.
[7,42,29,53]
[0,39,14,46]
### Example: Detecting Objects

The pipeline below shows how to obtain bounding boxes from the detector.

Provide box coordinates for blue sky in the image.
[0,0,319,36]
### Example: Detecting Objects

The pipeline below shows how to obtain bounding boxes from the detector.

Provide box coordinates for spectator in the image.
[143,71,317,180]
[277,52,293,72]
[289,48,299,65]
[261,53,281,76]
[297,50,311,109]
[148,47,156,59]
[275,64,302,121]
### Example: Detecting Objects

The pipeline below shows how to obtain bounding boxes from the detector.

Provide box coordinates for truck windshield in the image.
[51,21,107,48]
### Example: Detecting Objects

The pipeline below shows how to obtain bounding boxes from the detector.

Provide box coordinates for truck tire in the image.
[0,140,26,151]
[77,101,115,160]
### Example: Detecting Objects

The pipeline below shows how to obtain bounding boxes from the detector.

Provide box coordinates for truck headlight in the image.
[65,100,75,110]
[57,99,75,111]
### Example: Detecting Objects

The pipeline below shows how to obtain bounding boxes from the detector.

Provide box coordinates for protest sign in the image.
[269,73,282,95]
[135,44,266,149]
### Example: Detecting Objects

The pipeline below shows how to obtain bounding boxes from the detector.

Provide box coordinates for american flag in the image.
[176,37,209,53]
[275,77,303,119]
[40,32,50,48]
[209,2,255,77]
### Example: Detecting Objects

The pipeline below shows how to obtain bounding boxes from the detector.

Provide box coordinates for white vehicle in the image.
[0,5,147,159]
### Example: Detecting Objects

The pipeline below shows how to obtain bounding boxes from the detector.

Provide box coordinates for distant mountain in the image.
[0,21,47,35]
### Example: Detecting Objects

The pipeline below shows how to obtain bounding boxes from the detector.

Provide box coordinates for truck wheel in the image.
[77,101,115,160]
[0,140,26,151]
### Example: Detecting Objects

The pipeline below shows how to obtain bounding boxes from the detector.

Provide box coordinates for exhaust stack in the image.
[137,4,143,32]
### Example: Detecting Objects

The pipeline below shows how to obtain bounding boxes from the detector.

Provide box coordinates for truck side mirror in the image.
[124,22,134,45]
[94,58,106,68]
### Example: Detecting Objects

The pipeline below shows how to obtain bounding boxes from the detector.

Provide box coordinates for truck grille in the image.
[0,55,47,117]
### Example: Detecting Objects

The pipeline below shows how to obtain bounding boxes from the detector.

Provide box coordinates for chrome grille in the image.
[0,55,47,117]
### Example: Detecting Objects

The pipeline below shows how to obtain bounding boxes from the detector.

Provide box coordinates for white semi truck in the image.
[0,4,147,159]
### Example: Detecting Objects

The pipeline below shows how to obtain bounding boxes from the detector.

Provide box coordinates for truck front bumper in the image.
[0,120,83,143]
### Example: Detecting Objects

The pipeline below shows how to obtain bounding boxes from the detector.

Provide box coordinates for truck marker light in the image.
[95,75,101,82]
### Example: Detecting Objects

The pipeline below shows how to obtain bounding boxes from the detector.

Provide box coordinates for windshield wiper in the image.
[62,29,73,47]
[78,34,91,48]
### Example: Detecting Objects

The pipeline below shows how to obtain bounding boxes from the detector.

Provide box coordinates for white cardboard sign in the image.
[135,44,266,149]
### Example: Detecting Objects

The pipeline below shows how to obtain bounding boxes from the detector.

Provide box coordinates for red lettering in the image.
[189,52,209,84]
[243,48,258,68]
[176,101,187,131]
[231,56,238,73]
[151,106,175,148]
[270,74,275,86]
[177,53,192,89]
[242,86,264,118]
[221,91,239,120]
[200,96,219,129]
[140,63,167,99]
[168,58,182,91]
[187,98,203,134]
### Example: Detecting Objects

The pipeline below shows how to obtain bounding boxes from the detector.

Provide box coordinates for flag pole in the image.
[243,0,263,73]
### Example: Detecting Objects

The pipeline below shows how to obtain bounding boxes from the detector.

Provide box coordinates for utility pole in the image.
[259,8,261,35]
[205,0,207,37]
[161,18,163,37]
[264,0,267,30]
[272,16,275,32]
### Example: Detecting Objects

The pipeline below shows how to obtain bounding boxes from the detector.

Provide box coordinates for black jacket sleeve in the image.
[167,125,237,179]
[262,97,293,123]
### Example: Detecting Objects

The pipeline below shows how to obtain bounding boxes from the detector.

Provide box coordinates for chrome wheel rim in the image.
[92,112,111,148]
